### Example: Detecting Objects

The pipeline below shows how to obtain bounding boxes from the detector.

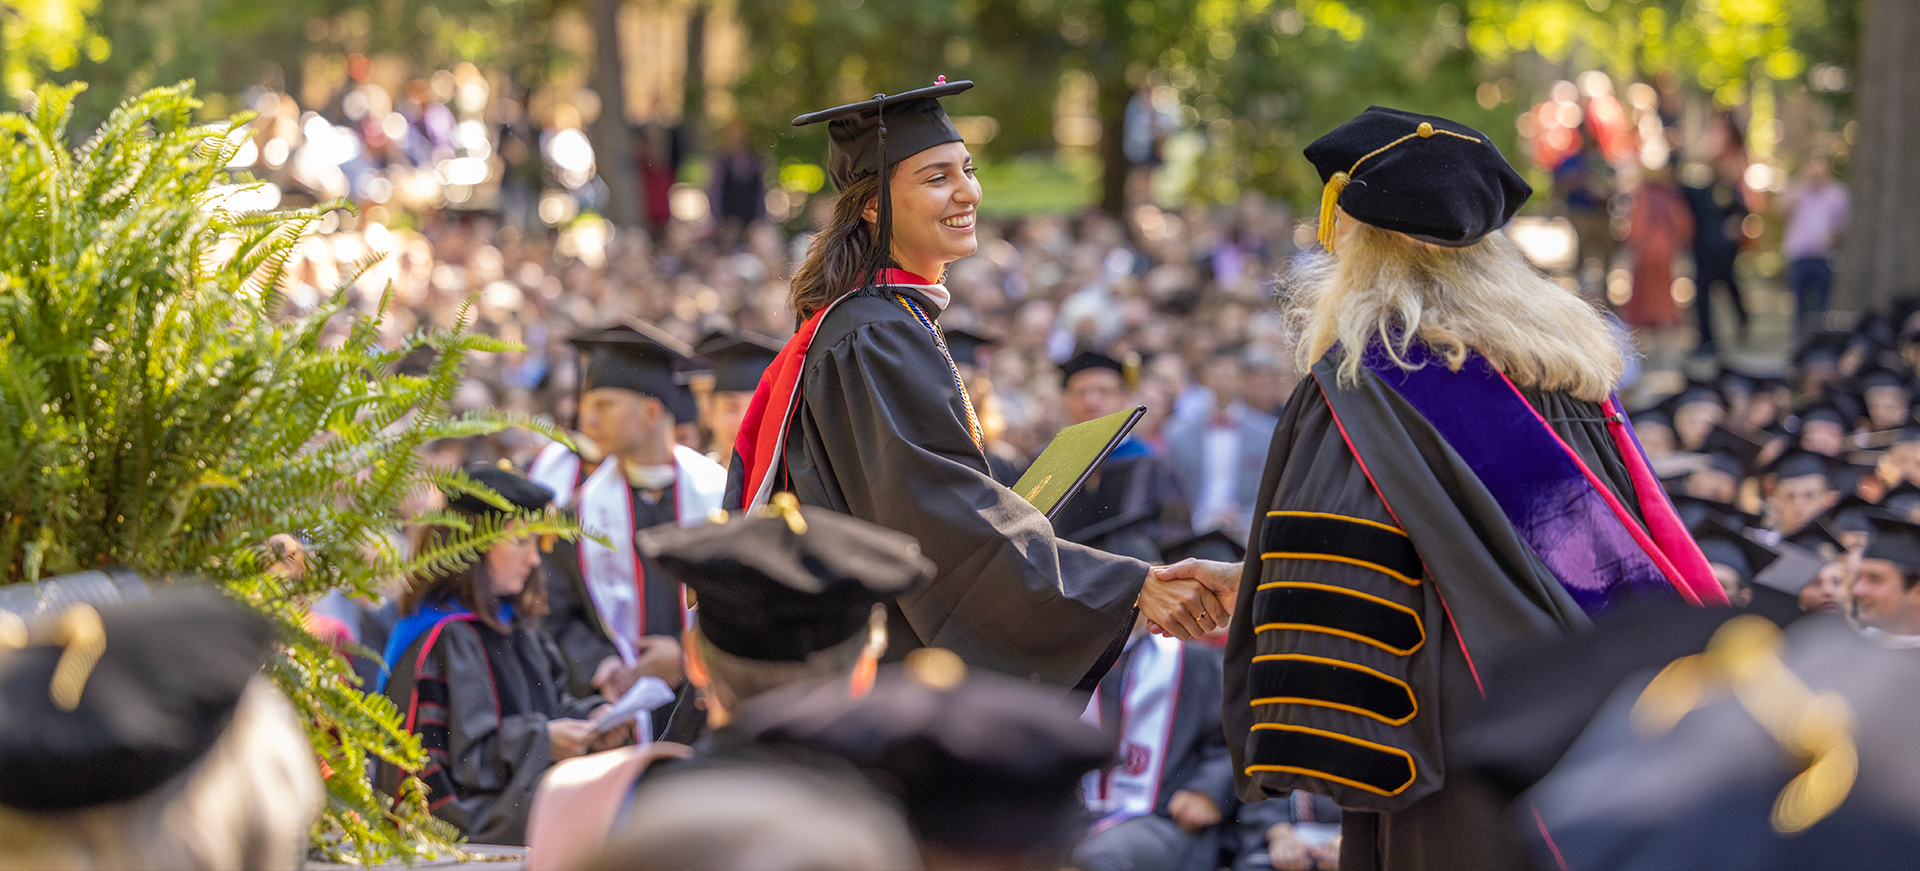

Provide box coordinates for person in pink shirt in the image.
[1782,156,1850,337]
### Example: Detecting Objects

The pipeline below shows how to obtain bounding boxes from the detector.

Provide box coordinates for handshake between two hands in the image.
[1138,558,1244,640]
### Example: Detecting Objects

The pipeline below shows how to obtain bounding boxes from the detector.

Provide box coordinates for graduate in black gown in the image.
[378,465,620,846]
[1050,350,1195,562]
[534,323,727,701]
[1158,108,1728,871]
[726,78,1222,690]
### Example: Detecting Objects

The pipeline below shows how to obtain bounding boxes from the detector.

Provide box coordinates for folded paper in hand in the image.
[588,676,677,743]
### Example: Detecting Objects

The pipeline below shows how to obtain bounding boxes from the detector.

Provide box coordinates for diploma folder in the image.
[1013,406,1146,519]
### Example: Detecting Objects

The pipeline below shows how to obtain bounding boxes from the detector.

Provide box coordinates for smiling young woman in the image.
[726,79,1223,692]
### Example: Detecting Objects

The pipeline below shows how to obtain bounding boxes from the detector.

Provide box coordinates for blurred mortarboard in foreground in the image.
[0,588,273,811]
[1779,519,1846,557]
[1306,106,1531,249]
[572,321,695,406]
[1703,426,1769,472]
[792,79,973,191]
[638,499,934,662]
[737,650,1113,853]
[1469,609,1920,870]
[1662,382,1725,414]
[695,331,784,394]
[446,462,555,517]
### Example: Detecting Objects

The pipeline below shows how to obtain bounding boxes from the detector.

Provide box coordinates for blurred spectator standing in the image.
[1166,351,1277,542]
[1622,163,1693,334]
[708,120,766,249]
[1681,114,1754,356]
[1781,155,1850,339]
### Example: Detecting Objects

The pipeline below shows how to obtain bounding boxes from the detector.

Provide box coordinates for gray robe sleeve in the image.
[789,315,1147,687]
[422,625,558,846]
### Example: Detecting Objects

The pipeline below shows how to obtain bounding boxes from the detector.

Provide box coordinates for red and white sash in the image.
[1080,633,1185,833]
[575,446,727,663]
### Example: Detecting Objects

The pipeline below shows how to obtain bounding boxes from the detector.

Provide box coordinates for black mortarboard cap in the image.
[737,654,1113,852]
[1764,448,1838,483]
[1827,493,1878,533]
[1782,519,1845,556]
[1793,330,1849,368]
[1882,481,1920,520]
[1629,406,1673,431]
[1864,511,1920,571]
[572,321,695,409]
[446,462,555,517]
[1691,516,1778,584]
[1702,427,1767,472]
[1797,403,1848,430]
[942,328,998,371]
[1306,106,1531,248]
[1859,367,1912,394]
[1059,350,1126,385]
[0,588,273,810]
[792,79,973,191]
[1661,382,1724,415]
[1668,493,1760,532]
[638,505,935,662]
[695,331,784,394]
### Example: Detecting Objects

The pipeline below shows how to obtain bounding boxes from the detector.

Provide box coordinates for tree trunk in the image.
[682,1,707,157]
[590,0,642,227]
[1097,73,1130,218]
[1836,0,1920,312]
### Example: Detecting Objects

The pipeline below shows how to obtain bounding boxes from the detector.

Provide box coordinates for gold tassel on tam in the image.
[1316,120,1479,253]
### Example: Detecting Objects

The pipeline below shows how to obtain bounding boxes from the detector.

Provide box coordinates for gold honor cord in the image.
[1631,615,1857,834]
[0,603,107,711]
[1317,121,1483,252]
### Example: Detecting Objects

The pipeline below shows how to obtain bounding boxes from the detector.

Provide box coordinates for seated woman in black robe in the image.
[377,464,614,845]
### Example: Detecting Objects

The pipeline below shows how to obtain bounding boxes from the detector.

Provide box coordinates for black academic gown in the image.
[1053,447,1192,563]
[377,614,603,845]
[1222,352,1643,871]
[542,485,685,698]
[729,286,1147,689]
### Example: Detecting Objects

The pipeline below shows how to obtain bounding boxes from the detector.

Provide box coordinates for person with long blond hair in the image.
[1151,107,1728,870]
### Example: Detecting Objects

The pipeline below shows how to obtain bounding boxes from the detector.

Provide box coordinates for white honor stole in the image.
[575,445,728,664]
[527,441,582,509]
[1080,632,1185,834]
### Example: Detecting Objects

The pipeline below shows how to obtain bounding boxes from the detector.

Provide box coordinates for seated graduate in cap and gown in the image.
[378,465,618,846]
[1050,350,1199,563]
[523,499,936,871]
[533,323,728,702]
[1153,107,1727,871]
[727,78,1220,691]
[694,330,783,466]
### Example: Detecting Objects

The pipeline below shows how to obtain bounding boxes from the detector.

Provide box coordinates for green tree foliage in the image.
[0,81,573,862]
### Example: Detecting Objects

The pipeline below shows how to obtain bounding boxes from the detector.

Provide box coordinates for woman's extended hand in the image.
[1137,574,1228,639]
[1143,559,1244,638]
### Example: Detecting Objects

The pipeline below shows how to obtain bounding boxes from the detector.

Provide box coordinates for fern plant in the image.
[0,82,575,862]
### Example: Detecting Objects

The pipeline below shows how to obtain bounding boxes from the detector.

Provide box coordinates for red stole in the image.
[731,269,936,509]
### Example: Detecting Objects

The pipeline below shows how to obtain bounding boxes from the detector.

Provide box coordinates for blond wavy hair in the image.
[1282,212,1624,403]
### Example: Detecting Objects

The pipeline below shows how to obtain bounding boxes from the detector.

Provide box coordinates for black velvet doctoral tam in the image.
[1306,105,1532,246]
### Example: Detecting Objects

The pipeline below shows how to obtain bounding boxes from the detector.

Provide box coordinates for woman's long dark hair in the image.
[401,522,548,632]
[788,172,890,324]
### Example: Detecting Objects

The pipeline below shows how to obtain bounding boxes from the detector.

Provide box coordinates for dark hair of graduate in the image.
[787,171,890,325]
[400,522,549,632]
